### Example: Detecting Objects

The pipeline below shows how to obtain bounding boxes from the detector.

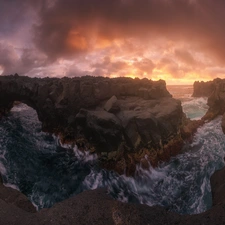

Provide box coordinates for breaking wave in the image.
[0,94,224,214]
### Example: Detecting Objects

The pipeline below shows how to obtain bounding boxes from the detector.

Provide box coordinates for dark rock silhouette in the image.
[1,75,225,224]
[195,78,225,129]
[0,74,197,174]
[1,173,225,225]
[192,80,215,97]
[210,166,225,206]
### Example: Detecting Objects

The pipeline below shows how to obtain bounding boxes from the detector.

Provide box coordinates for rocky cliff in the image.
[0,74,194,174]
[195,78,225,127]
[192,80,215,97]
[1,75,225,224]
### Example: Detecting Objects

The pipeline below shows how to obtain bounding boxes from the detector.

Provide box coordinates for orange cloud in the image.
[2,0,225,84]
[66,31,88,51]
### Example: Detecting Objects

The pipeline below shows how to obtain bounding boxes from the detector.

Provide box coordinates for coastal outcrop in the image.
[0,74,188,174]
[0,74,200,174]
[205,78,225,120]
[1,75,225,224]
[210,165,225,206]
[194,78,225,130]
[0,176,36,214]
[192,80,214,97]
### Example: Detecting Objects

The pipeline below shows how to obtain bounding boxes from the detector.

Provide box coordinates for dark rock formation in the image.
[1,76,225,224]
[192,78,225,133]
[191,79,225,134]
[0,75,183,172]
[0,176,36,213]
[104,95,120,113]
[0,74,197,174]
[204,78,225,120]
[2,174,225,224]
[196,78,225,128]
[210,166,225,206]
[192,80,215,97]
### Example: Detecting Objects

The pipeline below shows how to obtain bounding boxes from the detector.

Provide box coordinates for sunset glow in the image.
[1,0,225,84]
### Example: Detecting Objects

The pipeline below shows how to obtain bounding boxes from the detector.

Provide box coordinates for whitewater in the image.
[0,85,225,214]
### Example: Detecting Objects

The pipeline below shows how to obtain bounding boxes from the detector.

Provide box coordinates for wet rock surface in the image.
[195,78,225,131]
[0,176,36,213]
[0,74,193,174]
[1,75,225,224]
[1,179,225,225]
[192,80,215,97]
[210,165,225,206]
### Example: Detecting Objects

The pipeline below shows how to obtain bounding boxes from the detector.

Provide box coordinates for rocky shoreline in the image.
[0,74,199,175]
[193,78,225,128]
[1,75,225,224]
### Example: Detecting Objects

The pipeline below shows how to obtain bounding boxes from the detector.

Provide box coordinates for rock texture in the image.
[192,80,215,97]
[0,176,36,214]
[194,78,225,131]
[1,74,225,223]
[1,176,225,225]
[210,166,225,206]
[205,78,225,120]
[0,74,194,174]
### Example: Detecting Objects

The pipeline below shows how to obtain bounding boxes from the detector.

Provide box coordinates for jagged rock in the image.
[197,78,225,131]
[210,166,225,206]
[0,74,189,174]
[1,75,225,224]
[181,117,204,139]
[77,109,123,152]
[222,115,225,133]
[104,95,120,113]
[192,80,215,97]
[1,180,225,224]
[0,177,36,213]
[192,78,225,135]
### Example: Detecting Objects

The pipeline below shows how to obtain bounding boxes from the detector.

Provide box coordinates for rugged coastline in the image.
[0,174,225,225]
[193,78,225,128]
[0,74,198,174]
[1,75,225,224]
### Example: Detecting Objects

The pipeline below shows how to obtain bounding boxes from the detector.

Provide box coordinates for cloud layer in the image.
[1,0,225,83]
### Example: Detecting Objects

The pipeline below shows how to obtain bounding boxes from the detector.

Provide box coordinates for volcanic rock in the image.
[0,176,36,213]
[1,175,225,224]
[103,95,120,113]
[196,78,225,132]
[0,74,193,174]
[192,80,215,97]
[210,166,225,206]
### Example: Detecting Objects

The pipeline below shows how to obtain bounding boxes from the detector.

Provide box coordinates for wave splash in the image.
[182,97,208,120]
[0,102,224,215]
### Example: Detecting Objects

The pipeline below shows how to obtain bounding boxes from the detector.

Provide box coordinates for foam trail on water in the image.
[82,117,225,214]
[182,97,208,120]
[0,101,225,214]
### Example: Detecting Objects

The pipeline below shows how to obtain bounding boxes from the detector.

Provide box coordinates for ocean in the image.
[0,85,225,214]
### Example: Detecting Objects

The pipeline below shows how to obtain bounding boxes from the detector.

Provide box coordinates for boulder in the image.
[0,176,36,213]
[104,95,120,113]
[210,166,225,206]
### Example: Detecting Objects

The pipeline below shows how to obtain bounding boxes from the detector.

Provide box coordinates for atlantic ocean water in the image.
[0,85,225,214]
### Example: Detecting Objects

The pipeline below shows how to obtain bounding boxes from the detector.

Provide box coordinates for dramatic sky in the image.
[1,0,225,84]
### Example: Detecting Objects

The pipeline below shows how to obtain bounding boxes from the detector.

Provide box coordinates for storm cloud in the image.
[1,0,225,83]
[33,0,225,61]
